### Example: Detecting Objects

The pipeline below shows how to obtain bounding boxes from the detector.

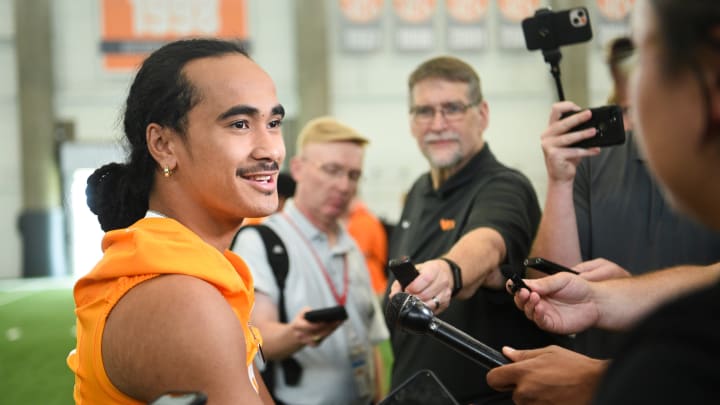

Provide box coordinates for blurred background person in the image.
[234,116,389,405]
[343,196,388,296]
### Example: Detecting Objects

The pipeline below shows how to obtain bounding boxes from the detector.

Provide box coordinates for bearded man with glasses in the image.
[383,56,563,404]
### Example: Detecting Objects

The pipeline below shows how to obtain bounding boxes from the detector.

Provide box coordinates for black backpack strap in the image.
[235,224,302,393]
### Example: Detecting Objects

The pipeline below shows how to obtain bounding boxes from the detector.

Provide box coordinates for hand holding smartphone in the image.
[304,305,348,323]
[388,256,420,290]
[561,105,626,148]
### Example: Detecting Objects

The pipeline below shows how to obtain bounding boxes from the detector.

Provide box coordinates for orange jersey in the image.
[346,202,388,294]
[67,217,260,404]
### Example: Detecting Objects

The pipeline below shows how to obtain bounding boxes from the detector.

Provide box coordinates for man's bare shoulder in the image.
[102,274,259,403]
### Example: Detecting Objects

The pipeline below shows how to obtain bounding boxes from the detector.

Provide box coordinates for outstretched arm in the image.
[512,262,720,334]
[389,227,506,313]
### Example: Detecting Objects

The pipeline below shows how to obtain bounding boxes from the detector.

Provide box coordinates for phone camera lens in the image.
[572,18,579,24]
[578,10,585,17]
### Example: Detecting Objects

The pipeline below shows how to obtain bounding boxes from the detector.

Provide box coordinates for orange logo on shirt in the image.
[439,218,456,231]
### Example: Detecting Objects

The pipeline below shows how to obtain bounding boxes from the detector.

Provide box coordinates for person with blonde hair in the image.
[234,116,388,404]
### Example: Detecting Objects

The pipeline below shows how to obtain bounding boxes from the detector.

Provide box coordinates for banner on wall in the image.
[100,0,248,71]
[393,0,437,52]
[497,0,540,49]
[594,0,634,48]
[339,0,385,52]
[445,0,489,51]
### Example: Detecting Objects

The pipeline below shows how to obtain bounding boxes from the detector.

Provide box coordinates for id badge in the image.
[349,341,372,399]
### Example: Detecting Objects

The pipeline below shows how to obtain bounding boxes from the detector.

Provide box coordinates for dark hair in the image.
[86,38,248,232]
[277,172,296,199]
[650,0,720,76]
[650,0,720,140]
[606,36,634,68]
[407,56,483,108]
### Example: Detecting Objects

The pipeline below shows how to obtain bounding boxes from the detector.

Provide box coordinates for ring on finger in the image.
[432,295,441,310]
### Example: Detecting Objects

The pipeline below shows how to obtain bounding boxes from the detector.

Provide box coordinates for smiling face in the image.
[158,53,286,224]
[409,78,488,177]
[630,0,720,228]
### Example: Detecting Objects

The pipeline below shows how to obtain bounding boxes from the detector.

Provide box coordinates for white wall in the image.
[0,0,623,278]
[328,1,616,222]
[0,0,22,278]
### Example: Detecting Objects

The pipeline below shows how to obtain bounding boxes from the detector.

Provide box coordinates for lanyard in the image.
[281,212,349,306]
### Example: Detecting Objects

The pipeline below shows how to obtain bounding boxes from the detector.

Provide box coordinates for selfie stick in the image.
[535,8,566,101]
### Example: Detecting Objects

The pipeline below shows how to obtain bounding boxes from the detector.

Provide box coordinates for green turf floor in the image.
[0,278,76,405]
[0,279,396,404]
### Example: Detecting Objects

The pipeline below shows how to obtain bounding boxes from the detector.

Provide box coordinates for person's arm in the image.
[513,262,720,334]
[486,345,609,405]
[102,274,264,404]
[251,292,343,360]
[391,225,508,312]
[254,362,275,405]
[592,262,720,330]
[530,101,601,267]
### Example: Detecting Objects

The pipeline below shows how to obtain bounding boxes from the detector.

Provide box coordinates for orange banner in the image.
[101,0,248,71]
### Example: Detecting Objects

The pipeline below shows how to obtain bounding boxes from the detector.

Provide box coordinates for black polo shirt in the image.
[593,280,720,404]
[573,132,720,358]
[385,145,559,404]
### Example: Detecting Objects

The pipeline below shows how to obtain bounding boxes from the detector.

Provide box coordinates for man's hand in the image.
[508,272,600,335]
[389,259,453,314]
[486,345,608,405]
[291,307,344,347]
[541,101,602,184]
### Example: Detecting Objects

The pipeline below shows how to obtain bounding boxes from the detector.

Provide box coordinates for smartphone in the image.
[522,7,593,51]
[148,392,207,405]
[304,305,348,323]
[388,256,420,290]
[524,257,579,275]
[500,264,529,294]
[562,105,626,148]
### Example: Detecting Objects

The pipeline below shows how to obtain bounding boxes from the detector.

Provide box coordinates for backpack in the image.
[233,224,302,402]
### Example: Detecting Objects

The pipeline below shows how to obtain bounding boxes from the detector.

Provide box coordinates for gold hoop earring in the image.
[163,166,172,177]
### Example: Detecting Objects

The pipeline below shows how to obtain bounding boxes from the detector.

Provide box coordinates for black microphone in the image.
[386,292,510,370]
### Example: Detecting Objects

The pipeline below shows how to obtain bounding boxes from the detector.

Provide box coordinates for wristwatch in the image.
[440,257,463,297]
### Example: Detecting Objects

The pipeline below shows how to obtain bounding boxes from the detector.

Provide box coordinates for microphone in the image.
[386,292,510,370]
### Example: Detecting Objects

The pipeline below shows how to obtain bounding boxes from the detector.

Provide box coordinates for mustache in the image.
[235,161,279,177]
[423,132,460,145]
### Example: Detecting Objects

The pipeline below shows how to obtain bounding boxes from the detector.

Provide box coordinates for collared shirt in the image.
[234,200,389,405]
[385,145,557,404]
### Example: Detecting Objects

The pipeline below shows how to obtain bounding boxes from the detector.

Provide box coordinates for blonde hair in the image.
[296,116,369,152]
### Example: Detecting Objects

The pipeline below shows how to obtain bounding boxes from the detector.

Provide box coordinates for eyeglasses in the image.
[410,101,479,124]
[306,160,362,182]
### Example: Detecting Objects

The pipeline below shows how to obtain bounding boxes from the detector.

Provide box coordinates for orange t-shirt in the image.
[67,217,261,404]
[346,202,388,294]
